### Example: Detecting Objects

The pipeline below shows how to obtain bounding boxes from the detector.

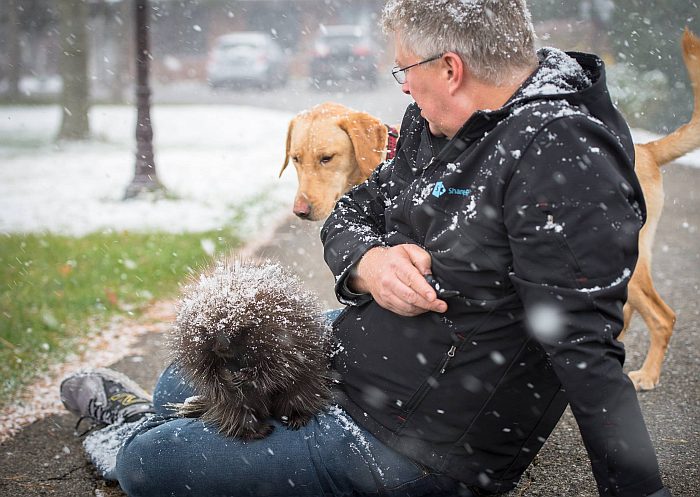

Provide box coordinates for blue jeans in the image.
[114,313,470,497]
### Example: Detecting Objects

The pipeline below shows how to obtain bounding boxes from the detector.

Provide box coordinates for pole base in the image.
[123,176,166,200]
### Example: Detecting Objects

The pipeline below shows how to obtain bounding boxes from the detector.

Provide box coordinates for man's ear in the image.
[279,117,297,178]
[337,112,388,179]
[443,52,465,95]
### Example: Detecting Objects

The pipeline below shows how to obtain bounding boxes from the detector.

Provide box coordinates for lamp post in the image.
[124,0,164,199]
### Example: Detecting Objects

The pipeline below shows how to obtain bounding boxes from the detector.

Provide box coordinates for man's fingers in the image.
[392,279,447,315]
[383,291,429,316]
[397,267,434,300]
[385,297,448,317]
[399,245,438,299]
[402,244,433,274]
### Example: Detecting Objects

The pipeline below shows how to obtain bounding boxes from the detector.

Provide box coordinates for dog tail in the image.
[639,28,700,167]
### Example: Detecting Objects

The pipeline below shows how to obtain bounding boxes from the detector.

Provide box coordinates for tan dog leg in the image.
[622,263,676,391]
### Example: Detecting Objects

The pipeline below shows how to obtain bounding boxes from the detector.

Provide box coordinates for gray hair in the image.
[381,0,538,85]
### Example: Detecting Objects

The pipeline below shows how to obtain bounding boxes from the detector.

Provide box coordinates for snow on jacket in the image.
[322,49,666,497]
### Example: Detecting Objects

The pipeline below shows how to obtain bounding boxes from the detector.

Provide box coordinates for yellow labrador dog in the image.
[280,29,700,391]
[279,102,395,221]
[619,28,700,390]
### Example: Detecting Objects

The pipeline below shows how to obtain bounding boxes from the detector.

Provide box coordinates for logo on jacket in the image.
[448,187,471,197]
[432,181,446,198]
[432,181,471,199]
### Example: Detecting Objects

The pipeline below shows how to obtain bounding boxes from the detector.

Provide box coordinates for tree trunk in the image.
[6,0,21,99]
[109,0,132,103]
[57,0,90,140]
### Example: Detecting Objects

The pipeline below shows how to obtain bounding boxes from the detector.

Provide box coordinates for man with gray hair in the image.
[322,0,672,496]
[60,1,671,496]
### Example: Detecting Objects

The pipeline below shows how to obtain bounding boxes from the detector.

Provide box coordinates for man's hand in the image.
[349,244,448,316]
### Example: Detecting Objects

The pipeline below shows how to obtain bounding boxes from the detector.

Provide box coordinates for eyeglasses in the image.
[391,53,444,84]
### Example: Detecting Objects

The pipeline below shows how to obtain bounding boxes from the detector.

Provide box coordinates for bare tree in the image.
[57,0,90,140]
[5,0,21,99]
[110,0,132,103]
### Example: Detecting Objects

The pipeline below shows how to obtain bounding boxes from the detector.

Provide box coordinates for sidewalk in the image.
[0,165,698,496]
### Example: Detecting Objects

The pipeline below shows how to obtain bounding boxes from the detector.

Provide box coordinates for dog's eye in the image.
[320,155,334,165]
[291,156,299,163]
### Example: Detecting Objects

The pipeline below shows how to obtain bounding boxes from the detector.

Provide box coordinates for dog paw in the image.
[628,370,660,391]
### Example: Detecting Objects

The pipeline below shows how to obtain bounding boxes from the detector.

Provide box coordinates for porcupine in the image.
[169,257,332,440]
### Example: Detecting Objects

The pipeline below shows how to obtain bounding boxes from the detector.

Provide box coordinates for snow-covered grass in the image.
[0,104,297,236]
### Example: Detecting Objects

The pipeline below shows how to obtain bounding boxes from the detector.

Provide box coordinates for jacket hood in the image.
[512,47,593,100]
[509,48,635,159]
[437,49,635,165]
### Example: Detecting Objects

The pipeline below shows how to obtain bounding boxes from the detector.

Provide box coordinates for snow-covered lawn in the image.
[0,105,297,237]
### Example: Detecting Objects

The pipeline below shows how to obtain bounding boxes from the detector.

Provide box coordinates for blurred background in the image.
[0,0,698,132]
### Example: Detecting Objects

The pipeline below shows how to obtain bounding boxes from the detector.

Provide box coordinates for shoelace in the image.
[73,397,119,436]
[74,416,100,437]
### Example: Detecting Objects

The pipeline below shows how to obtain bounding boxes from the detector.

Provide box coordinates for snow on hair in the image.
[381,0,538,85]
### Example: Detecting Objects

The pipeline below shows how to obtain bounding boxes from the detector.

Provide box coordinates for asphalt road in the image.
[0,82,698,496]
[151,75,414,125]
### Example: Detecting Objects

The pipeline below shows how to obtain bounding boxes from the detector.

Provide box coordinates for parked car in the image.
[206,32,289,89]
[309,25,379,88]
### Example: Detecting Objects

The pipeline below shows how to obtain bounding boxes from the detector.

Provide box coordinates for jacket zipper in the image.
[399,311,497,419]
[440,345,457,374]
[402,343,459,415]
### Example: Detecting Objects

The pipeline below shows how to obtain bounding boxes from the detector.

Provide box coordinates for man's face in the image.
[394,32,448,137]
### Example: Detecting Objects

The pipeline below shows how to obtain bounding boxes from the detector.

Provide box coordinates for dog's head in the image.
[279,102,388,221]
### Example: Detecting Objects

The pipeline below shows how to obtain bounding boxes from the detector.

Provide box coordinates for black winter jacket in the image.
[321,49,667,496]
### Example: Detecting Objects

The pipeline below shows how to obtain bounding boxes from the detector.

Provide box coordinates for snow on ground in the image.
[0,105,298,237]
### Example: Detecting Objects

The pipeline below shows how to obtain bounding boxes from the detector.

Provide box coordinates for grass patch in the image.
[0,229,242,404]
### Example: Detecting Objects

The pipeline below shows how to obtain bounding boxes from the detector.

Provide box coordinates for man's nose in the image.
[401,81,411,95]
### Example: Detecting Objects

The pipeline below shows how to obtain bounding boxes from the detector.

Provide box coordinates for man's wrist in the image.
[350,246,385,294]
[343,269,369,297]
[347,264,368,294]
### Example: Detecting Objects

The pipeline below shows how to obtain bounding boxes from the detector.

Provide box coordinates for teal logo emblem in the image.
[432,181,446,198]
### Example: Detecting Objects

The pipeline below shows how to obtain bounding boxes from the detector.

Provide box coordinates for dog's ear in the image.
[279,117,296,178]
[337,112,388,180]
